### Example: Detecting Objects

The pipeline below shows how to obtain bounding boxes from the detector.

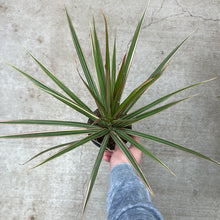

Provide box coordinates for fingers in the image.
[103,136,141,165]
[131,135,140,144]
[103,150,113,162]
[129,136,142,161]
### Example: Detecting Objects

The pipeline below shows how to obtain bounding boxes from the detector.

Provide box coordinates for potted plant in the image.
[1,2,219,218]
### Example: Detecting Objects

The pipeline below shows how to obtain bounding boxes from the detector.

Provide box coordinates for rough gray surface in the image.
[0,0,219,219]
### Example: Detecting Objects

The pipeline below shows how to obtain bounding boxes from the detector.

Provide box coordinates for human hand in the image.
[103,136,142,170]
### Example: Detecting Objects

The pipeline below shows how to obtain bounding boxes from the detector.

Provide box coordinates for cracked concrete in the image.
[175,0,220,22]
[0,0,220,220]
[145,0,220,29]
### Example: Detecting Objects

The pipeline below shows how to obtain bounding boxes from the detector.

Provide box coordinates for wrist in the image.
[110,161,129,170]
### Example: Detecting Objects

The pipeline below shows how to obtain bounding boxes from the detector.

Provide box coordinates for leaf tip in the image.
[145,0,151,10]
[149,188,155,197]
[100,8,107,22]
[99,8,104,15]
[142,0,151,16]
[213,159,220,166]
[172,171,176,177]
[21,159,30,165]
[18,42,26,51]
[91,8,95,18]
[193,27,198,33]
[209,77,218,81]
[29,164,39,170]
[62,0,66,8]
[18,161,26,166]
[2,59,11,66]
[191,93,200,98]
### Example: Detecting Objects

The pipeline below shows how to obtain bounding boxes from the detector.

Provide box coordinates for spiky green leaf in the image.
[147,30,196,81]
[0,128,101,139]
[23,141,77,164]
[92,17,107,110]
[123,78,217,120]
[111,32,116,89]
[65,7,100,99]
[89,23,107,112]
[112,55,127,112]
[115,94,197,127]
[110,131,153,195]
[113,77,154,118]
[101,10,110,77]
[31,129,108,168]
[123,1,150,82]
[0,120,98,128]
[76,67,107,119]
[121,31,196,115]
[22,47,92,112]
[115,129,175,176]
[4,60,99,122]
[82,134,109,216]
[37,86,102,123]
[124,129,220,166]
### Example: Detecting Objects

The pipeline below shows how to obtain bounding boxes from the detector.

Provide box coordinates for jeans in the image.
[106,163,164,220]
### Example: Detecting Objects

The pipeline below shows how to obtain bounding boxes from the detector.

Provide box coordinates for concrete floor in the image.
[0,0,219,219]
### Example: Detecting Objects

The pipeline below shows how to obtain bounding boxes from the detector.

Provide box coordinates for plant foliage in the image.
[1,2,219,218]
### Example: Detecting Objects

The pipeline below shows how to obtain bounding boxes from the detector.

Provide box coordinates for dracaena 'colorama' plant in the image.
[1,2,219,218]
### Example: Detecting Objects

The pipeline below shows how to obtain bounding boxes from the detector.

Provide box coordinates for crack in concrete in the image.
[125,0,173,54]
[144,0,185,28]
[175,0,220,22]
[125,0,219,56]
[144,12,184,28]
[157,0,166,14]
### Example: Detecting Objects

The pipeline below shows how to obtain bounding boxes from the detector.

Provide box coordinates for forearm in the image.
[106,163,163,220]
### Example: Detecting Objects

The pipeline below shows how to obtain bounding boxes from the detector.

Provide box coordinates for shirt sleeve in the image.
[106,163,164,220]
